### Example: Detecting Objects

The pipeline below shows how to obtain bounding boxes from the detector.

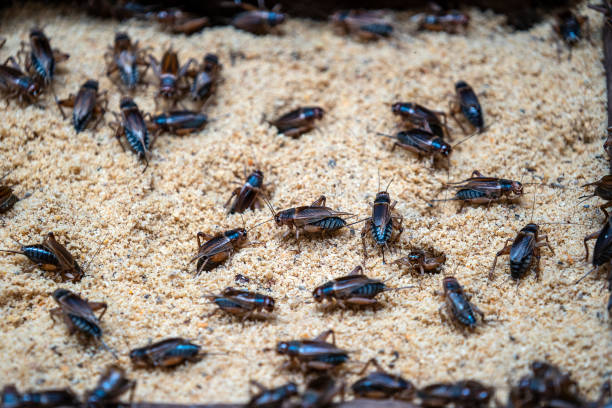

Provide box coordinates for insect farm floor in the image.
[0,1,610,404]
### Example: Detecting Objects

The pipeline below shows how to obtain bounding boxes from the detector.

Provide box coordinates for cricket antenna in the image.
[385,176,394,193]
[377,169,381,192]
[451,127,481,148]
[574,267,597,285]
[577,194,596,205]
[261,193,276,217]
[240,213,246,230]
[529,181,538,223]
[100,338,118,360]
[0,169,13,182]
[382,285,415,292]
[346,217,370,227]
[82,232,110,275]
[248,218,273,231]
[375,131,396,140]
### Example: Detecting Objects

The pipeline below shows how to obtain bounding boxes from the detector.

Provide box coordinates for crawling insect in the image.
[276,329,349,372]
[188,53,221,106]
[508,361,581,408]
[300,375,344,408]
[148,8,209,35]
[417,4,470,34]
[0,172,19,214]
[359,179,403,263]
[247,381,298,408]
[149,49,195,107]
[376,129,451,167]
[50,288,116,357]
[225,169,268,214]
[554,11,588,59]
[130,338,203,368]
[147,110,208,136]
[351,358,415,400]
[0,57,43,105]
[1,385,78,408]
[263,195,355,251]
[449,80,484,134]
[580,175,612,218]
[313,265,413,308]
[0,232,83,282]
[434,170,524,212]
[231,0,286,35]
[391,102,449,140]
[86,365,135,408]
[577,217,612,285]
[56,80,108,133]
[418,380,494,407]
[105,32,150,90]
[437,276,484,330]
[269,107,325,138]
[20,28,69,87]
[189,228,250,275]
[109,97,152,171]
[489,224,554,283]
[206,287,275,320]
[330,10,393,41]
[391,249,446,276]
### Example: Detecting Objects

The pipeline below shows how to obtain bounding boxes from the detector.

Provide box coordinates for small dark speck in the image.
[77,362,84,368]
[156,296,164,304]
[328,159,336,168]
[202,190,207,196]
[514,214,520,220]
[514,354,520,360]
[35,378,45,385]
[378,349,385,354]
[550,183,565,189]
[559,305,566,312]
[557,261,564,266]
[595,154,604,160]
[291,51,300,60]
[596,311,603,319]
[526,167,536,173]
[509,335,516,342]
[196,384,203,389]
[584,204,590,209]
[144,294,150,299]
[389,350,399,368]
[235,274,250,284]
[520,109,525,114]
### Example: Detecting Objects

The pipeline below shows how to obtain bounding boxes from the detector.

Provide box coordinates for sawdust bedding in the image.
[0,1,610,405]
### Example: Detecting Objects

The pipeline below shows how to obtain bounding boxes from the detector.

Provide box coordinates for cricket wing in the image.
[59,294,99,323]
[43,233,77,269]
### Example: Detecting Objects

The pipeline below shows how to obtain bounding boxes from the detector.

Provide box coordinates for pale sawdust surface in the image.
[0,1,610,404]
